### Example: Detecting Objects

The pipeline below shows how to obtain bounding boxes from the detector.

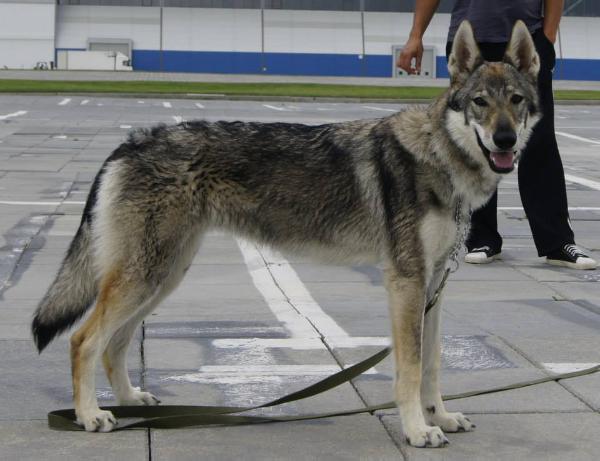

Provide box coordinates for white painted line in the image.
[172,115,184,124]
[120,124,132,129]
[263,104,289,111]
[0,200,85,206]
[499,206,600,211]
[556,131,600,145]
[543,363,600,374]
[565,174,600,192]
[213,336,392,350]
[0,110,27,120]
[58,98,71,106]
[363,105,397,112]
[261,246,353,340]
[163,365,377,384]
[236,239,317,338]
[52,135,67,139]
[195,103,205,109]
[137,100,145,104]
[80,99,89,106]
[162,101,172,109]
[213,338,325,350]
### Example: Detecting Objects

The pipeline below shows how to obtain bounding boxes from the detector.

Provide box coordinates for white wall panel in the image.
[56,5,160,50]
[264,10,362,54]
[557,17,600,59]
[163,8,261,52]
[0,3,55,68]
[364,12,450,57]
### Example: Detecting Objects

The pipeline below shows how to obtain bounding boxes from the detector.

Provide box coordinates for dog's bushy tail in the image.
[32,218,98,353]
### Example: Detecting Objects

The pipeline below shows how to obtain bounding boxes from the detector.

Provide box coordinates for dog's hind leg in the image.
[70,267,158,432]
[384,268,448,448]
[421,268,475,433]
[102,234,202,407]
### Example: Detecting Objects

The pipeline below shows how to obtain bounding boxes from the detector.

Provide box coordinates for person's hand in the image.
[397,36,424,74]
[543,26,557,44]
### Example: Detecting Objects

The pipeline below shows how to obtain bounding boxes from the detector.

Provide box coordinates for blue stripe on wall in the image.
[132,50,393,77]
[54,48,597,81]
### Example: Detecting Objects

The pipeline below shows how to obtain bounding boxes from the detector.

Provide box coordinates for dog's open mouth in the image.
[475,132,516,173]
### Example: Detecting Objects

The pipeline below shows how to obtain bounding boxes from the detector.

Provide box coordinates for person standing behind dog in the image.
[398,0,597,270]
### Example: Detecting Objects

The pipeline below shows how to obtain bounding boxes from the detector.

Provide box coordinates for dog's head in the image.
[445,20,541,174]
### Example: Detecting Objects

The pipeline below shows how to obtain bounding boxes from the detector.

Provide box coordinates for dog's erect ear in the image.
[448,21,483,82]
[503,20,540,79]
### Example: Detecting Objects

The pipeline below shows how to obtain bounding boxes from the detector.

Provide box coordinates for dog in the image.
[32,20,540,447]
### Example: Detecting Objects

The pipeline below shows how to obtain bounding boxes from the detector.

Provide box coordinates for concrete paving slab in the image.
[0,421,148,461]
[382,413,600,461]
[151,414,401,461]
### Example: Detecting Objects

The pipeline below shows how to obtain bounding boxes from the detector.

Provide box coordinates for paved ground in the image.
[0,95,599,461]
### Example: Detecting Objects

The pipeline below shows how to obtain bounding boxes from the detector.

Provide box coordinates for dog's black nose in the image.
[493,130,517,150]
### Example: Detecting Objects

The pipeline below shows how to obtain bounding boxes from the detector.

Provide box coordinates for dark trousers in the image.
[446,29,574,257]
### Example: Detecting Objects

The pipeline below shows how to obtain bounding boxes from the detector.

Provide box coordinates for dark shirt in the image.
[448,0,543,43]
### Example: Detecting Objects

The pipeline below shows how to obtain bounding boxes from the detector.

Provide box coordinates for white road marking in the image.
[499,206,600,211]
[138,100,145,104]
[0,110,27,120]
[162,101,172,108]
[564,174,600,192]
[58,98,71,106]
[120,124,132,129]
[172,115,184,124]
[52,135,67,139]
[80,99,89,105]
[261,246,354,341]
[236,239,317,339]
[0,200,85,206]
[213,337,390,350]
[363,105,397,112]
[556,131,600,145]
[195,103,205,109]
[263,104,289,111]
[163,365,377,384]
[543,363,600,374]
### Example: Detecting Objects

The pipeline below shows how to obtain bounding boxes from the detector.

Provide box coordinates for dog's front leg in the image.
[384,268,448,448]
[421,268,475,433]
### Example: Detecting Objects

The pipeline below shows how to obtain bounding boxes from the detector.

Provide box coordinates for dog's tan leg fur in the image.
[421,286,475,433]
[102,312,159,406]
[384,268,448,448]
[71,267,148,432]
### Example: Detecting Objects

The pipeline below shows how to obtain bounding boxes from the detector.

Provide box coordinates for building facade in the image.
[1,0,600,80]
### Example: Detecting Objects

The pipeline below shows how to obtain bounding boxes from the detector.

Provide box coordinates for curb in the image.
[2,91,600,105]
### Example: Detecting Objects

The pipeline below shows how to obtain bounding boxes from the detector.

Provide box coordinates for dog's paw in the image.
[77,409,117,432]
[119,388,161,406]
[429,411,475,433]
[404,425,449,448]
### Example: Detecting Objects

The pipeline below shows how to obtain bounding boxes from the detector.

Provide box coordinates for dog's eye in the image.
[473,97,488,107]
[511,94,524,104]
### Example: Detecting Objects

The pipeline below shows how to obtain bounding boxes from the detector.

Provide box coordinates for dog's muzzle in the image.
[475,131,516,173]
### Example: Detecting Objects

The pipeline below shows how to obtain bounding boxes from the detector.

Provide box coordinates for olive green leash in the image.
[47,267,600,431]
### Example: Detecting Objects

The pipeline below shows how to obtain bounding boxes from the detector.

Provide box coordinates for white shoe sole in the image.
[464,252,501,264]
[546,257,597,270]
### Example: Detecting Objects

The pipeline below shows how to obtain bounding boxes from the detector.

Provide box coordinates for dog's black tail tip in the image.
[31,316,58,353]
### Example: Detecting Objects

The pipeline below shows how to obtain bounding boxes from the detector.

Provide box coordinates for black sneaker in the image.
[546,244,597,270]
[464,246,501,264]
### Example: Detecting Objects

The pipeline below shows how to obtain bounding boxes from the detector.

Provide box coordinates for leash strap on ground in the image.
[47,346,600,431]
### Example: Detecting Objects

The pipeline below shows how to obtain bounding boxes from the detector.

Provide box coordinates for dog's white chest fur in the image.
[420,210,458,275]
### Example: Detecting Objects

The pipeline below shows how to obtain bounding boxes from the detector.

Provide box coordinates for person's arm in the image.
[543,0,564,43]
[397,0,441,74]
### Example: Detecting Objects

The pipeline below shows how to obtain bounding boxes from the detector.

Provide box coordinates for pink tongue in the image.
[490,151,515,169]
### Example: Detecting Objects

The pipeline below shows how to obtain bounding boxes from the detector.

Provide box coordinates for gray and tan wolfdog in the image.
[32,21,540,447]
